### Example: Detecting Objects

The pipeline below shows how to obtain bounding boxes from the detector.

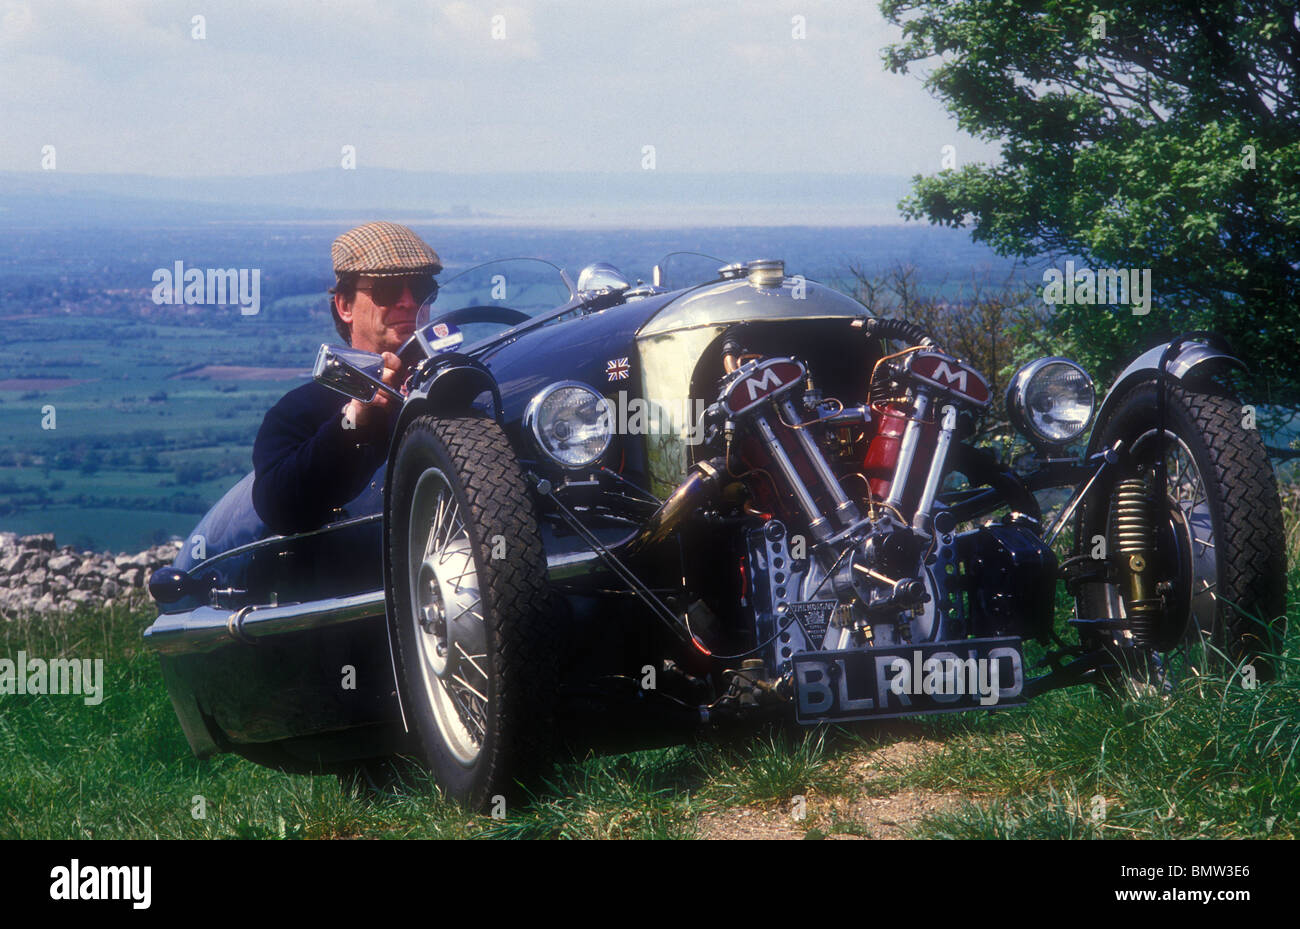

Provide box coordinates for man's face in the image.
[336,275,434,353]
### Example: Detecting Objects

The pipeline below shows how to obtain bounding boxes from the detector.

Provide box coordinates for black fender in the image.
[403,353,503,420]
[382,354,504,520]
[1086,335,1246,455]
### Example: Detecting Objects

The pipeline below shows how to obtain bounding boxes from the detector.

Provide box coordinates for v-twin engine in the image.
[701,334,1054,679]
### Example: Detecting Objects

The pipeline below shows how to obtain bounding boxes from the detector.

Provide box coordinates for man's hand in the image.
[342,351,406,433]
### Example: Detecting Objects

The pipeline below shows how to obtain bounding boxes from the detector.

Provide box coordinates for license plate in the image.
[792,637,1027,723]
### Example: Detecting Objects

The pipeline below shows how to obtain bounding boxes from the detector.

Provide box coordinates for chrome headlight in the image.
[524,381,613,469]
[1006,358,1095,446]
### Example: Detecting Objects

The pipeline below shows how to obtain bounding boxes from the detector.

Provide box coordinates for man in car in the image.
[251,221,442,534]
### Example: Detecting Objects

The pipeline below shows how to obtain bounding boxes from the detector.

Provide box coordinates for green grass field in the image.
[1,505,1296,840]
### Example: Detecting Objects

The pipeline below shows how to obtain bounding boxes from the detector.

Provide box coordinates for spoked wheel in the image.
[1076,381,1287,690]
[388,414,556,810]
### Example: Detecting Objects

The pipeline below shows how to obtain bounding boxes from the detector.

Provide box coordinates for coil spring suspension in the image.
[1109,477,1164,646]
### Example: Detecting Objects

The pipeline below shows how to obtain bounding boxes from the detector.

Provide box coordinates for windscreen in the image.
[416,257,575,348]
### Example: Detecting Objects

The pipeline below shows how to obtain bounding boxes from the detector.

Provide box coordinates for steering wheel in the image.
[424,305,532,329]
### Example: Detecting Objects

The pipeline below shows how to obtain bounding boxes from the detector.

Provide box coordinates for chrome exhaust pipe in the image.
[624,457,727,556]
[753,413,834,543]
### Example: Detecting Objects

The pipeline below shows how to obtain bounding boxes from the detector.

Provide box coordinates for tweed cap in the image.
[331,222,442,278]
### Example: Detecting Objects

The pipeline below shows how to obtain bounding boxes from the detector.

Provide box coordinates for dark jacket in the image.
[252,381,396,534]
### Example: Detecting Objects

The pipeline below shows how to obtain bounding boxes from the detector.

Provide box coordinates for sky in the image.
[0,0,1003,178]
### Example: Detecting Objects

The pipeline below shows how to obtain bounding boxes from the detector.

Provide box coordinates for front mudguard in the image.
[383,354,504,503]
[1086,335,1245,456]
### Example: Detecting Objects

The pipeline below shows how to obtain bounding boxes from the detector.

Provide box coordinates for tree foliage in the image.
[881,0,1300,404]
[849,263,1046,443]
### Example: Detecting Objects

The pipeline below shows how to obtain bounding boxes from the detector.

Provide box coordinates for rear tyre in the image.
[388,414,557,810]
[1076,381,1286,688]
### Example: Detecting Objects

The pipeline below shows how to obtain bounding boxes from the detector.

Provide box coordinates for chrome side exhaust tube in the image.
[625,457,726,556]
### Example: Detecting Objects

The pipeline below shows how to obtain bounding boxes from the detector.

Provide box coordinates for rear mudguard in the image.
[1086,337,1245,455]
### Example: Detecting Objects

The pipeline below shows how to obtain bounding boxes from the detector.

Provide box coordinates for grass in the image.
[897,659,1300,838]
[897,489,1300,839]
[1,501,1297,839]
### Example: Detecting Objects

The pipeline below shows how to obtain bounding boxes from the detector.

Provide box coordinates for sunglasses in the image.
[354,276,439,306]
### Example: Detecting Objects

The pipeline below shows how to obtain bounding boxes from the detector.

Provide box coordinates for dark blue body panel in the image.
[477,292,679,422]
[475,291,683,484]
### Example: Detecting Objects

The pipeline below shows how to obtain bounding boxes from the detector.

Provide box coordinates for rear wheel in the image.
[1076,381,1286,688]
[388,414,557,810]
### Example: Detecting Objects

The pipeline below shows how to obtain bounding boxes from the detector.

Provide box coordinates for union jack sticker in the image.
[606,357,630,381]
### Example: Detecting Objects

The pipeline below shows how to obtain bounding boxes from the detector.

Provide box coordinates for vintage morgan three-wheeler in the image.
[146,254,1286,809]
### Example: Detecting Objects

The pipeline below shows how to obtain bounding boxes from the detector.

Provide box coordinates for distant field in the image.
[0,378,94,390]
[169,365,309,381]
[0,304,321,551]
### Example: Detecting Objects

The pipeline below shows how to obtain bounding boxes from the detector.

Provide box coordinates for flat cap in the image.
[332,222,442,277]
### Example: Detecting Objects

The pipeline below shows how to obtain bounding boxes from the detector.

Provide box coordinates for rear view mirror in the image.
[312,344,403,403]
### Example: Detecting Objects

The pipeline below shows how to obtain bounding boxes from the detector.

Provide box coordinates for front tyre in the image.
[388,414,557,810]
[1077,381,1287,686]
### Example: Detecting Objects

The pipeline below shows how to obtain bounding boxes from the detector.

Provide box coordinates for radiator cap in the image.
[745,259,785,289]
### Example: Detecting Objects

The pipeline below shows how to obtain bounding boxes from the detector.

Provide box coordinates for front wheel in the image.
[388,414,557,810]
[1076,381,1287,687]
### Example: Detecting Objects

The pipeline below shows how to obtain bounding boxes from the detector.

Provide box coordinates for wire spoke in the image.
[453,595,484,624]
[455,642,488,681]
[437,499,463,553]
[445,551,477,593]
[424,493,446,559]
[451,673,488,704]
[447,680,488,743]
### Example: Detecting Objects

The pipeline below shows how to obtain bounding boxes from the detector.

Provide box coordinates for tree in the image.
[848,263,1046,443]
[173,461,207,486]
[881,1,1300,406]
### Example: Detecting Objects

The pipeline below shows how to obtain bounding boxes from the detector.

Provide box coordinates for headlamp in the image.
[523,381,613,469]
[1006,358,1095,446]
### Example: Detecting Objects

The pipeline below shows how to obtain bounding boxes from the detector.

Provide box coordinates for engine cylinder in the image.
[863,404,908,500]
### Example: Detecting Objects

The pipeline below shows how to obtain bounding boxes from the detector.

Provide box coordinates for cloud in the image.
[0,0,1003,176]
